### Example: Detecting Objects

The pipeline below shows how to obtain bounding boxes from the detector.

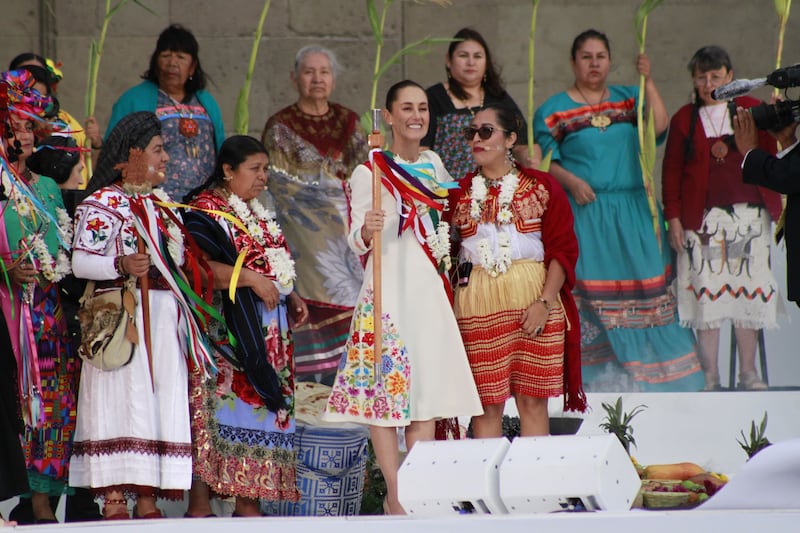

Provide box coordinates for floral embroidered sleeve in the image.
[71,191,127,280]
[73,205,122,256]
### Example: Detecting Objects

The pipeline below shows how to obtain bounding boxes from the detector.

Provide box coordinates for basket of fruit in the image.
[640,478,716,509]
[641,481,691,509]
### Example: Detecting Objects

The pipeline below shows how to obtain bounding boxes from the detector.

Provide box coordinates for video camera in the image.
[712,64,800,131]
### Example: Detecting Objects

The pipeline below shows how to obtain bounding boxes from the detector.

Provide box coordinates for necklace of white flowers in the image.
[1,166,72,283]
[423,211,452,273]
[225,191,296,290]
[469,167,519,224]
[469,168,519,277]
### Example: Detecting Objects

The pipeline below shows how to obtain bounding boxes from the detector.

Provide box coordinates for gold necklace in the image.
[574,84,610,131]
[701,105,729,164]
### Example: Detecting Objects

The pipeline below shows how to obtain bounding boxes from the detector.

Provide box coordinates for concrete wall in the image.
[3,0,800,385]
[5,0,798,141]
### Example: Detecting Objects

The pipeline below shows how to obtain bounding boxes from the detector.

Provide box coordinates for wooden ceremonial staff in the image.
[369,109,384,378]
[138,236,154,392]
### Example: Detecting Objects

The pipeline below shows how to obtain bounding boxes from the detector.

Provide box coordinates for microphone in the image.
[711,78,767,100]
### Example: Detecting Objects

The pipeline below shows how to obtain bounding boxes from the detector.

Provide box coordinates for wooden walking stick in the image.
[138,236,154,392]
[369,109,384,374]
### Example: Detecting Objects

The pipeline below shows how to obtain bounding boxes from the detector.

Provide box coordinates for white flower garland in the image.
[426,220,452,272]
[469,170,519,277]
[3,169,73,283]
[227,192,296,289]
[152,188,184,264]
[469,170,519,224]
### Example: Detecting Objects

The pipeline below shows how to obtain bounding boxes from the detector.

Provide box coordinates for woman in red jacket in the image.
[662,46,783,391]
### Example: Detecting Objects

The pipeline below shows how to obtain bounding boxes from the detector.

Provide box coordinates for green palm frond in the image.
[364,0,453,134]
[366,0,384,47]
[234,0,271,135]
[773,0,792,97]
[85,0,156,175]
[775,0,791,19]
[526,0,542,161]
[634,0,663,251]
[538,149,552,172]
[374,37,456,82]
[634,0,663,50]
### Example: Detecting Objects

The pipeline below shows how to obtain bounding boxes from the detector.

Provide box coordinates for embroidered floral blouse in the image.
[451,171,550,265]
[72,185,183,280]
[190,189,295,295]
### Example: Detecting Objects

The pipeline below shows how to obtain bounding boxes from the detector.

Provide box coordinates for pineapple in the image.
[737,412,771,459]
[598,396,647,454]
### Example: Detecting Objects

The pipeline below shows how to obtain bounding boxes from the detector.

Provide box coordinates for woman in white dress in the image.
[323,80,482,515]
[69,111,213,519]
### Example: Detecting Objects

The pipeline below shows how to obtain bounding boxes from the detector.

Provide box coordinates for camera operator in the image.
[734,106,800,306]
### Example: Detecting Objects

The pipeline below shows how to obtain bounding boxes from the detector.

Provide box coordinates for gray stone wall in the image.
[3,1,798,157]
[3,1,800,385]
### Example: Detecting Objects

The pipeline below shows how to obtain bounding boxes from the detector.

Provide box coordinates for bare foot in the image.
[233,497,261,517]
[1,517,18,527]
[134,496,161,518]
[383,497,406,515]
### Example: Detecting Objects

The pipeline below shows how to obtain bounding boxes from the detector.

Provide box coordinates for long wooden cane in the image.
[138,237,154,392]
[369,109,384,376]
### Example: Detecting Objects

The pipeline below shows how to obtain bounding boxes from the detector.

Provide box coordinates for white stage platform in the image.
[7,510,800,533]
[3,391,799,530]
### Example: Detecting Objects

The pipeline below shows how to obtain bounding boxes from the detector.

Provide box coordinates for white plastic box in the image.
[499,434,640,513]
[398,438,510,516]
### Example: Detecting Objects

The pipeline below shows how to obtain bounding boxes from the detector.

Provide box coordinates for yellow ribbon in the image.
[155,199,255,303]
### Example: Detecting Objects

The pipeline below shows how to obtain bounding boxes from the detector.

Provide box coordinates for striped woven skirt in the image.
[454,260,565,405]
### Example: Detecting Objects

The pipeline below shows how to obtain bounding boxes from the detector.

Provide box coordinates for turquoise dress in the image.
[534,86,704,392]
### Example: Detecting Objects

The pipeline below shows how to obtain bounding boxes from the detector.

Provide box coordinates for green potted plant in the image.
[598,396,647,454]
[737,412,771,459]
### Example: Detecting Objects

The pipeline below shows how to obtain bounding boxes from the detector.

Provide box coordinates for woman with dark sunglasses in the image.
[533,29,704,392]
[448,103,586,437]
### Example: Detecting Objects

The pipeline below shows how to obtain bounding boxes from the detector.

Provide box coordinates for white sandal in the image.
[738,372,768,391]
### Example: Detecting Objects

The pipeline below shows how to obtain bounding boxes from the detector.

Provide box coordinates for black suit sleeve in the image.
[742,147,800,194]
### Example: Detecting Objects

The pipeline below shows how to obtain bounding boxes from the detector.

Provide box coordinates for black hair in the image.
[142,24,207,96]
[8,52,47,71]
[570,29,611,60]
[447,28,505,100]
[687,45,732,75]
[27,135,80,185]
[385,79,426,111]
[480,103,521,145]
[683,46,734,161]
[183,135,267,203]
